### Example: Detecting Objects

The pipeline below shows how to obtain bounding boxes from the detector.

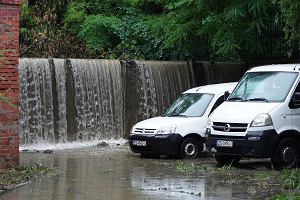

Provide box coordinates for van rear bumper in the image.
[207,129,278,158]
[129,134,182,156]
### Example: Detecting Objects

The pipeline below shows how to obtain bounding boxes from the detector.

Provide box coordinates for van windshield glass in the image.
[164,93,214,117]
[228,72,298,102]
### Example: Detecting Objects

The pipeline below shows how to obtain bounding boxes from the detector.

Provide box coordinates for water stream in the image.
[18,59,192,145]
[70,59,124,140]
[136,61,191,120]
[19,58,55,144]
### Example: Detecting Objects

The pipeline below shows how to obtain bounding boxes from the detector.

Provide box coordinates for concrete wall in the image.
[0,0,20,167]
[192,61,248,86]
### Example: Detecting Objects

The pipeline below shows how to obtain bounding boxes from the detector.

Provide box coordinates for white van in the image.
[207,64,300,169]
[129,82,237,158]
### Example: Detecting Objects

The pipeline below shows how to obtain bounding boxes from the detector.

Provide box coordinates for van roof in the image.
[249,64,300,73]
[184,82,237,95]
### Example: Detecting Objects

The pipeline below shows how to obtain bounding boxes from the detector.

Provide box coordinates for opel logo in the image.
[224,124,231,132]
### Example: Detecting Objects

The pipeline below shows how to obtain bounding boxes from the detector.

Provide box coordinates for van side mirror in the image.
[224,91,230,101]
[289,92,300,109]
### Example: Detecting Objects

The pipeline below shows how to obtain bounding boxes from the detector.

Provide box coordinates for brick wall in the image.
[0,0,20,168]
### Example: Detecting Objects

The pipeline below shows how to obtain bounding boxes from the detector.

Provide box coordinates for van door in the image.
[209,95,224,115]
[290,82,300,132]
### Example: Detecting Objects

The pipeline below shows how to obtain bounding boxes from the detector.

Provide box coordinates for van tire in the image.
[271,138,299,170]
[215,154,241,166]
[180,138,203,159]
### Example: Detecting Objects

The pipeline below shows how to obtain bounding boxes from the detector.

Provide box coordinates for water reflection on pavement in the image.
[0,145,272,200]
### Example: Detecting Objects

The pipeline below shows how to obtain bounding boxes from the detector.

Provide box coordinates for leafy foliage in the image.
[20,0,300,61]
[78,15,121,52]
[151,0,279,61]
[276,0,300,57]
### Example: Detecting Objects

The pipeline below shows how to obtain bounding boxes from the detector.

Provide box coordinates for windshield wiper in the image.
[245,97,269,102]
[227,97,245,101]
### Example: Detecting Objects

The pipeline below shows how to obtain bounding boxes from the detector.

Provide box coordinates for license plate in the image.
[132,140,146,146]
[216,140,233,147]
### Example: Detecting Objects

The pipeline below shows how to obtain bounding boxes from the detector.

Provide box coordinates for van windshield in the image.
[228,71,298,102]
[164,93,214,117]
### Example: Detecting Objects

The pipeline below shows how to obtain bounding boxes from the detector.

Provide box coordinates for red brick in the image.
[0,1,20,168]
[0,1,20,5]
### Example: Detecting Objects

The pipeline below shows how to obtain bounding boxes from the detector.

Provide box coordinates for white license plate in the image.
[216,140,233,147]
[132,140,147,146]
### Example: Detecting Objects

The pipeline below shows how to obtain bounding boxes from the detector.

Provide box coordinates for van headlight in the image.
[130,126,135,134]
[250,114,273,127]
[157,124,177,134]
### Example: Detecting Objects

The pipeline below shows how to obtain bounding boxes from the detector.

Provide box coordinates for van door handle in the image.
[282,115,286,119]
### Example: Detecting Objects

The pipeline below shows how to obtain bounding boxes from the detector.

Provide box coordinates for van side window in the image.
[209,95,224,115]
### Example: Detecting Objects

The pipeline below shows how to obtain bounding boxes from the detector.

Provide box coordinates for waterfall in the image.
[135,61,191,120]
[70,59,124,140]
[123,60,192,136]
[53,59,67,142]
[19,58,55,144]
[19,58,192,144]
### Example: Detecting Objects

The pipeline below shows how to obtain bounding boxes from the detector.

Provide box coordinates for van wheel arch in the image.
[179,133,205,159]
[271,130,300,169]
[276,130,300,148]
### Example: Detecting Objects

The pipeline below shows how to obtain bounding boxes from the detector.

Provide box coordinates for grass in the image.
[175,161,195,173]
[215,164,232,174]
[254,169,300,199]
[280,169,300,190]
[267,169,300,200]
[0,164,56,188]
[269,192,300,200]
[255,169,300,190]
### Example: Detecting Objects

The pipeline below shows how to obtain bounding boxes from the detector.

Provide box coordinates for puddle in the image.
[0,146,282,200]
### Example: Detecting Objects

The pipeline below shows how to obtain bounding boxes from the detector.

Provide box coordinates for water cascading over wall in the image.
[137,61,191,118]
[19,58,125,144]
[52,59,68,142]
[19,58,56,144]
[70,59,124,140]
[124,61,192,136]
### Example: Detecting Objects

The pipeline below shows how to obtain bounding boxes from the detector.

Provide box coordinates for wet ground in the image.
[0,145,282,200]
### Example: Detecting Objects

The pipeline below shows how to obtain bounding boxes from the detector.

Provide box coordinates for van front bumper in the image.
[207,129,278,158]
[129,134,183,156]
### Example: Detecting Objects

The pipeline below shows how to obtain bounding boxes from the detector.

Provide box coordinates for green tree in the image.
[20,0,300,61]
[276,0,300,57]
[147,0,279,61]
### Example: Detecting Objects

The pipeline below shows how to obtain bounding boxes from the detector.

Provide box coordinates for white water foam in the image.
[19,138,128,151]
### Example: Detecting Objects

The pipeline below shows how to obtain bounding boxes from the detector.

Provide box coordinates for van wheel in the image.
[271,138,299,170]
[180,138,203,159]
[215,154,241,166]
